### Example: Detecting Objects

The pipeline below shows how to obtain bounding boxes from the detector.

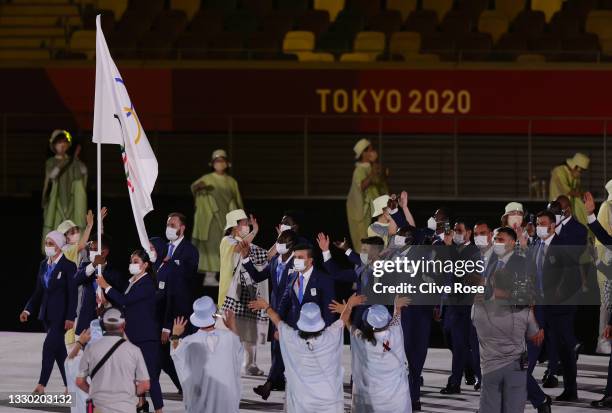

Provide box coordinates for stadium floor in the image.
[0,332,607,412]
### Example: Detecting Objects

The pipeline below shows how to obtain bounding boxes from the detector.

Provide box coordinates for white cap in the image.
[296,302,325,333]
[372,194,390,217]
[566,152,590,170]
[45,230,66,249]
[224,209,248,231]
[503,202,524,215]
[365,304,391,329]
[190,296,217,328]
[353,138,371,160]
[57,220,78,234]
[209,149,230,166]
[606,179,612,201]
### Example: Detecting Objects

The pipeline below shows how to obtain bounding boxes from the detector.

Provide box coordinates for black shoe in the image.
[537,395,552,413]
[271,381,285,391]
[253,381,273,401]
[412,400,422,411]
[555,390,578,402]
[591,395,612,408]
[440,384,461,394]
[136,400,150,413]
[474,380,481,391]
[465,374,476,386]
[542,375,559,388]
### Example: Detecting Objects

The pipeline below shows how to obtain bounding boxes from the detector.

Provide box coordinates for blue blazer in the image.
[278,267,335,329]
[589,218,612,247]
[557,217,588,246]
[73,262,124,335]
[25,255,77,323]
[155,260,191,331]
[164,239,199,302]
[105,273,158,343]
[243,255,294,311]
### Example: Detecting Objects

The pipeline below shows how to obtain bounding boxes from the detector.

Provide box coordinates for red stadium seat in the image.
[296,10,331,38]
[403,9,439,35]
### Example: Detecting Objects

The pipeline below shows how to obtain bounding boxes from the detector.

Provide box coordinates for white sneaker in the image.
[203,273,219,287]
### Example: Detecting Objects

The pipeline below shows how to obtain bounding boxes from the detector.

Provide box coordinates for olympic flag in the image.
[93,14,157,254]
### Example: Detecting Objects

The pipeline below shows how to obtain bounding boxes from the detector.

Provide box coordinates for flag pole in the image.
[96,131,102,276]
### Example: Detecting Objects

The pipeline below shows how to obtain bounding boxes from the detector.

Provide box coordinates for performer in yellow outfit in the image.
[346,138,388,251]
[42,130,87,247]
[191,149,243,286]
[596,179,612,354]
[549,152,590,225]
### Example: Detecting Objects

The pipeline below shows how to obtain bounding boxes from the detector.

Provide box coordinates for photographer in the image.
[472,269,544,413]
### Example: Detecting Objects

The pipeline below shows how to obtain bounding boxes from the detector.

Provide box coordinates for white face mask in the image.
[44,246,57,257]
[507,215,522,228]
[89,250,98,263]
[453,233,465,245]
[149,252,157,263]
[68,233,80,244]
[474,235,489,248]
[239,225,250,238]
[279,224,292,233]
[555,214,562,225]
[129,263,142,275]
[388,208,398,215]
[293,258,306,272]
[427,217,437,231]
[276,243,288,255]
[536,226,550,240]
[166,226,179,241]
[393,235,406,247]
[360,252,369,265]
[493,242,508,257]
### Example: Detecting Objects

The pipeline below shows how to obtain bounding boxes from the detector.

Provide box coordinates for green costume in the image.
[549,164,587,225]
[42,156,87,246]
[191,172,243,273]
[346,162,388,251]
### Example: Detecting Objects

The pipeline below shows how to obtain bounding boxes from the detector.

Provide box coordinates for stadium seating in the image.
[389,31,421,60]
[340,30,385,61]
[171,0,200,20]
[314,0,345,22]
[386,0,417,21]
[283,30,315,59]
[531,0,563,22]
[296,9,330,38]
[496,0,526,22]
[367,10,402,39]
[422,0,454,20]
[478,10,509,43]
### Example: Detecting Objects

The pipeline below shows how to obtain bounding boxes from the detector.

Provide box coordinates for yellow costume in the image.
[549,153,590,225]
[191,172,243,273]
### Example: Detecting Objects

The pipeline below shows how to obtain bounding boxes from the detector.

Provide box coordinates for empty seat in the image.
[346,0,382,19]
[456,32,491,60]
[189,10,225,39]
[422,0,453,20]
[389,31,421,58]
[367,10,402,38]
[202,0,238,14]
[511,10,546,36]
[586,11,612,41]
[314,0,345,22]
[69,30,95,59]
[241,0,273,18]
[404,9,438,35]
[262,11,295,37]
[225,11,259,36]
[296,9,330,37]
[421,32,455,60]
[248,31,282,59]
[439,11,472,34]
[353,30,385,53]
[317,30,353,55]
[340,52,375,61]
[139,10,188,58]
[495,0,526,23]
[386,0,417,21]
[97,0,128,21]
[171,0,200,20]
[332,11,366,36]
[455,0,489,20]
[207,31,244,59]
[531,0,562,23]
[283,30,315,59]
[478,10,509,43]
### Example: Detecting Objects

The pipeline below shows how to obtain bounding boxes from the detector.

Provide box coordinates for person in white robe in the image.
[170,296,243,413]
[249,298,345,413]
[64,319,103,413]
[331,294,412,413]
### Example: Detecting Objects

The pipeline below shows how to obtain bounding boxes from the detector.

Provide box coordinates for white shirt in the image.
[555,215,572,235]
[588,213,597,224]
[293,266,314,297]
[481,246,494,269]
[322,249,353,262]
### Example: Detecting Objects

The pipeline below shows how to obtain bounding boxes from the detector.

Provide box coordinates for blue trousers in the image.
[39,320,67,387]
[268,326,285,386]
[402,305,432,403]
[442,305,471,387]
[135,340,163,410]
[544,306,577,393]
[527,339,547,408]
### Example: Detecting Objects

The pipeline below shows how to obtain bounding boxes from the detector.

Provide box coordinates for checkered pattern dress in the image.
[221,243,269,322]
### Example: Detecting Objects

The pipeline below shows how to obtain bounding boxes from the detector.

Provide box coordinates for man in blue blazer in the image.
[73,235,124,336]
[20,230,77,394]
[242,230,298,399]
[277,243,335,329]
[164,212,199,304]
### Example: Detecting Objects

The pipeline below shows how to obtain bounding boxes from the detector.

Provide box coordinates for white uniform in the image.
[279,319,344,413]
[171,329,244,413]
[64,351,89,413]
[350,319,412,413]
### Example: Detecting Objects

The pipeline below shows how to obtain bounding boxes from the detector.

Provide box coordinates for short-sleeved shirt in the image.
[471,301,539,375]
[78,335,149,413]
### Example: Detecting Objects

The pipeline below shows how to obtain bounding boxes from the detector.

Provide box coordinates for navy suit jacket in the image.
[278,267,335,329]
[557,217,588,246]
[105,273,158,343]
[155,260,191,331]
[164,238,199,303]
[25,255,77,324]
[589,218,612,247]
[73,262,124,334]
[243,255,294,311]
[391,209,408,228]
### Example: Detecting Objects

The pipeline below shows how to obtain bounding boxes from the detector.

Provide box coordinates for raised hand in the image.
[249,214,259,234]
[238,240,250,258]
[584,192,596,215]
[347,293,367,307]
[248,298,269,311]
[394,295,411,310]
[333,237,350,251]
[328,299,346,314]
[172,316,188,337]
[19,311,28,323]
[316,232,330,252]
[399,191,408,208]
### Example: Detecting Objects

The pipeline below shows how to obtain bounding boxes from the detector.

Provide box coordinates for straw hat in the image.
[566,152,590,170]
